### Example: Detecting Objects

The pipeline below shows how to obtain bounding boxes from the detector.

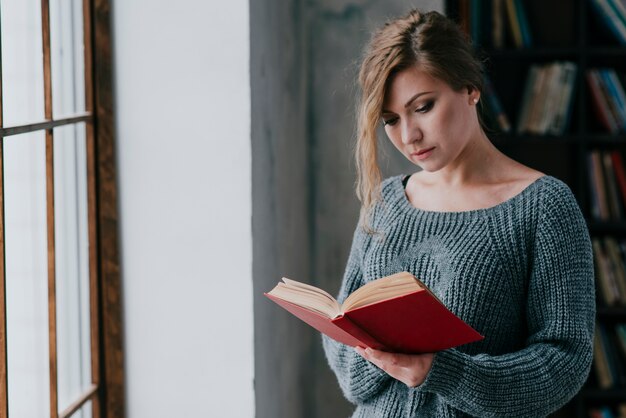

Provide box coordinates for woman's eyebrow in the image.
[382,91,434,114]
[403,91,433,108]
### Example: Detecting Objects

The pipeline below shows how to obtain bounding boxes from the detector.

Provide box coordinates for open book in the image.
[265,271,483,353]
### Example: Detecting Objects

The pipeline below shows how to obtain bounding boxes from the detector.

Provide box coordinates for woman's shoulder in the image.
[526,175,587,231]
[378,175,409,209]
[380,175,404,194]
[533,175,578,206]
[358,175,405,230]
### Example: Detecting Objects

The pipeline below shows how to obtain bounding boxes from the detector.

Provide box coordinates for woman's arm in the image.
[322,225,394,404]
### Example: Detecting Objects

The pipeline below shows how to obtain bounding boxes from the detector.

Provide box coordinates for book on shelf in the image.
[550,62,578,134]
[589,151,610,220]
[611,151,626,211]
[592,321,626,389]
[516,62,577,135]
[609,328,626,385]
[492,0,505,48]
[456,0,531,49]
[594,322,614,389]
[590,0,626,46]
[588,405,626,418]
[592,235,626,307]
[265,271,484,353]
[602,70,626,131]
[604,237,626,305]
[587,150,626,222]
[588,70,621,133]
[586,68,626,134]
[603,152,625,220]
[589,152,604,220]
[593,68,626,132]
[514,0,533,47]
[503,0,532,48]
[517,65,540,135]
[470,0,481,46]
[593,238,621,307]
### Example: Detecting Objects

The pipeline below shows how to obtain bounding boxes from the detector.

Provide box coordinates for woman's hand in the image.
[355,346,434,388]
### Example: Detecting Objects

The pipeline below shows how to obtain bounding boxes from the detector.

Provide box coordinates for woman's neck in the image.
[421,131,507,187]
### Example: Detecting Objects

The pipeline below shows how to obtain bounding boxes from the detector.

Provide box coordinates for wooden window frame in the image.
[0,0,124,417]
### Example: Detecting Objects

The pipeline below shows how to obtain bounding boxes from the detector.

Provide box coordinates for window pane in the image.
[50,0,86,118]
[68,399,92,418]
[54,123,92,411]
[0,0,45,126]
[4,132,50,417]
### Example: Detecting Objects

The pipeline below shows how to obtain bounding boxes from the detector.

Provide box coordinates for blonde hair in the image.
[355,9,484,231]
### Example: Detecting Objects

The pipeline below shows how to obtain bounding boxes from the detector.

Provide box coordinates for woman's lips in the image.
[412,147,435,160]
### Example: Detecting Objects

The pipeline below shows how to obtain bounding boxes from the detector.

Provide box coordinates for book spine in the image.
[605,237,626,304]
[505,0,523,48]
[608,0,626,35]
[591,0,626,45]
[493,0,505,49]
[597,69,625,132]
[594,322,614,388]
[549,62,577,135]
[527,65,549,134]
[598,68,626,131]
[538,63,562,134]
[612,0,626,33]
[602,151,624,220]
[589,152,603,220]
[514,0,533,47]
[610,150,626,210]
[600,324,621,386]
[517,65,540,134]
[605,69,626,130]
[587,70,620,133]
[593,238,619,306]
[592,150,611,220]
[332,315,385,350]
[607,328,626,386]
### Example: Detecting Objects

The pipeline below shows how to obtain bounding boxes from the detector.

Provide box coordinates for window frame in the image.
[0,0,124,417]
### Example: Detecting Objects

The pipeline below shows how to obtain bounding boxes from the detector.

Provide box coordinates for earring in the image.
[473,98,479,104]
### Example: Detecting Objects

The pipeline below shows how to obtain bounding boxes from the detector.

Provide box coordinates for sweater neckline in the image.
[391,174,549,219]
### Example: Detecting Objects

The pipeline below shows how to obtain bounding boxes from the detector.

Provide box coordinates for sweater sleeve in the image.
[415,185,596,417]
[322,225,394,404]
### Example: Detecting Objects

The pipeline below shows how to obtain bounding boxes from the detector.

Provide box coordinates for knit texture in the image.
[322,175,595,418]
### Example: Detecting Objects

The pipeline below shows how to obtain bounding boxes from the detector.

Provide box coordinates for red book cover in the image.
[265,285,484,354]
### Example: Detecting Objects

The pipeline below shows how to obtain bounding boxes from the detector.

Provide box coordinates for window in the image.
[0,0,123,417]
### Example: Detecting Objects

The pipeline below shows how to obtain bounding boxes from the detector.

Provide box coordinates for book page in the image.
[266,278,341,318]
[342,272,424,312]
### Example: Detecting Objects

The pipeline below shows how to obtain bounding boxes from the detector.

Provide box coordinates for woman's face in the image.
[381,65,480,172]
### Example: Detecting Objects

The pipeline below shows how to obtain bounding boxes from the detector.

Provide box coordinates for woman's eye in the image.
[382,117,398,127]
[416,101,434,113]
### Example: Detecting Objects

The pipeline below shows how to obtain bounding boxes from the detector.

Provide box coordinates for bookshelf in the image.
[445,1,626,417]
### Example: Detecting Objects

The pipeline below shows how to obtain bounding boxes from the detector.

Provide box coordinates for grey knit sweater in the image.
[322,175,595,418]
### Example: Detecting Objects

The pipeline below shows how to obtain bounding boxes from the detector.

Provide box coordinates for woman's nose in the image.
[401,120,421,145]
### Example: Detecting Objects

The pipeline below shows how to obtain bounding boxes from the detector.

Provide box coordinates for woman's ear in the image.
[467,87,480,105]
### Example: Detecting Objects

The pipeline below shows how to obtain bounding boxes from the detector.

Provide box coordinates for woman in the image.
[322,9,595,418]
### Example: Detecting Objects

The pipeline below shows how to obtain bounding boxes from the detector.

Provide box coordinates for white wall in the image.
[113,1,254,417]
